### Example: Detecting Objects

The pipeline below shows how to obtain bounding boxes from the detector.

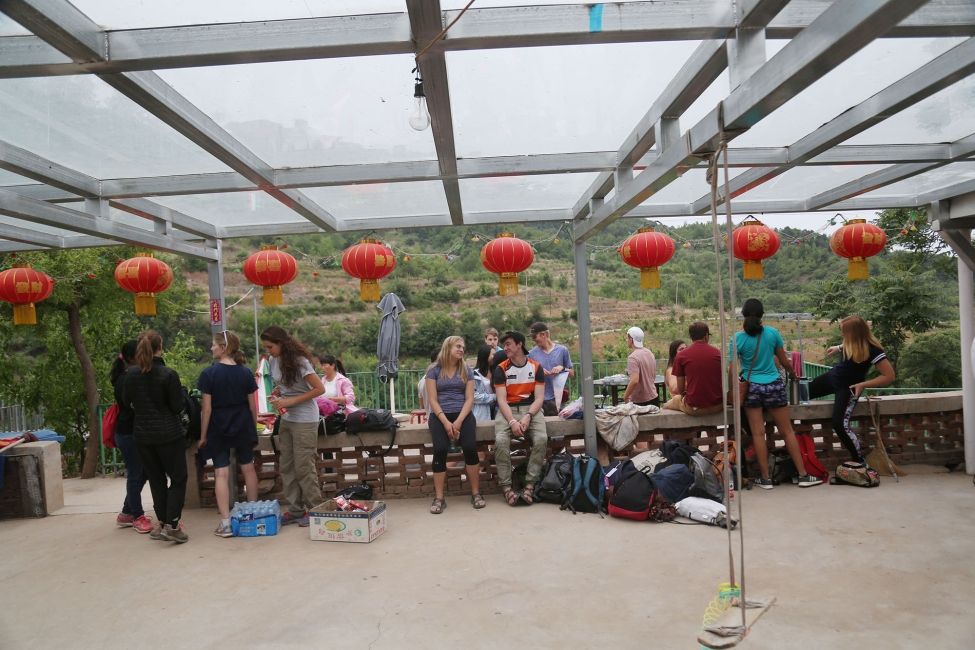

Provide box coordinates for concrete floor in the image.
[0,467,973,650]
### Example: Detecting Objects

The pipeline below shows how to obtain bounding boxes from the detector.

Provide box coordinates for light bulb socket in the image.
[414,82,425,98]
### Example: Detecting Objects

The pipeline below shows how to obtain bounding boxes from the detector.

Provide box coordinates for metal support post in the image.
[958,247,975,474]
[206,239,226,334]
[574,231,597,457]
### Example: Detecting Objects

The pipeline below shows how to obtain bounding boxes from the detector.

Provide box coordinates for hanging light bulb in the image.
[409,69,431,131]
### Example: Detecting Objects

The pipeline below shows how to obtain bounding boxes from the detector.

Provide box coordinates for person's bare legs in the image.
[214,466,231,520]
[465,463,480,496]
[241,462,259,501]
[745,407,770,479]
[768,406,808,476]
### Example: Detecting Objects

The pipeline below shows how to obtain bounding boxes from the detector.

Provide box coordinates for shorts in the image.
[744,378,788,409]
[206,432,257,468]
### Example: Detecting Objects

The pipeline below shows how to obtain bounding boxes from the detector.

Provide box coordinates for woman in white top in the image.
[318,354,358,413]
[471,344,498,421]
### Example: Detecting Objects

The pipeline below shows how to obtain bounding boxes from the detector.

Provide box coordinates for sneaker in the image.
[214,522,233,538]
[149,523,166,540]
[797,474,824,488]
[281,511,304,526]
[132,515,153,534]
[116,513,135,527]
[754,478,775,490]
[161,522,189,544]
[297,514,310,527]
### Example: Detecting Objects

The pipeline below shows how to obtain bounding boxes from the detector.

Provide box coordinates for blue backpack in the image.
[561,455,606,516]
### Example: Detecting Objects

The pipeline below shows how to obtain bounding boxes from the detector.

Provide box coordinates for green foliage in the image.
[897,327,962,388]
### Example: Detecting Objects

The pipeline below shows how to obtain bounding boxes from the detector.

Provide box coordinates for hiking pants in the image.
[429,412,478,472]
[136,437,187,528]
[277,419,322,516]
[494,405,548,487]
[808,373,864,462]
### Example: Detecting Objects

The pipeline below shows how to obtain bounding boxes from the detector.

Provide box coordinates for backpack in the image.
[688,453,724,502]
[561,455,606,515]
[101,404,119,449]
[608,461,654,520]
[320,412,346,436]
[181,387,203,441]
[831,461,880,488]
[769,450,797,485]
[345,408,398,456]
[337,483,374,500]
[535,452,574,504]
[648,463,695,504]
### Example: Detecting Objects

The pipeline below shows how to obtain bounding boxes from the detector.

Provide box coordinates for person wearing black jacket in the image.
[111,340,153,534]
[122,330,189,543]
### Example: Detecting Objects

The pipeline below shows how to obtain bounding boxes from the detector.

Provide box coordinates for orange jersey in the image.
[492,357,544,406]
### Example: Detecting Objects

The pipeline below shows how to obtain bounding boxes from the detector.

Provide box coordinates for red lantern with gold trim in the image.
[341,238,396,302]
[618,226,675,289]
[480,233,534,296]
[829,218,887,280]
[732,217,780,280]
[0,264,54,325]
[114,253,173,316]
[243,245,298,306]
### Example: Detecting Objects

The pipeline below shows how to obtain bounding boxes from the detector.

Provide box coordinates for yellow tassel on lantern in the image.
[359,279,381,302]
[847,257,869,281]
[498,272,519,296]
[134,293,157,316]
[262,286,284,306]
[12,303,37,325]
[742,260,764,280]
[640,267,661,290]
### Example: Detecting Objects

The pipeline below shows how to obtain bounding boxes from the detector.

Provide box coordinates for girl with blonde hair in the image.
[809,315,895,462]
[425,336,482,513]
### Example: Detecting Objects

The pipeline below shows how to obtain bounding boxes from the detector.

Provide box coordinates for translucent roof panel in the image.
[443,0,648,6]
[735,164,890,202]
[301,182,448,220]
[158,55,436,168]
[734,38,965,148]
[459,173,598,213]
[637,168,746,206]
[847,75,975,146]
[153,192,310,228]
[0,215,79,237]
[71,1,405,29]
[0,12,31,35]
[0,170,38,186]
[0,76,232,178]
[855,162,975,200]
[448,41,702,157]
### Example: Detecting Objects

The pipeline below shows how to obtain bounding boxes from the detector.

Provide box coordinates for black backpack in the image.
[320,412,346,436]
[345,409,398,456]
[608,460,655,520]
[181,387,203,441]
[688,452,724,502]
[561,455,606,516]
[535,452,574,504]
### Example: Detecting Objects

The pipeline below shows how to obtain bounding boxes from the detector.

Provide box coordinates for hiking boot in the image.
[797,474,824,488]
[214,521,233,538]
[116,513,135,527]
[297,513,310,527]
[132,515,153,534]
[161,522,189,543]
[281,511,304,526]
[754,478,775,490]
[149,522,166,540]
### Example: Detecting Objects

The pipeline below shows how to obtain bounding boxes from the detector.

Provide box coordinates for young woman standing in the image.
[426,336,482,513]
[198,331,260,538]
[110,340,152,534]
[261,326,325,527]
[122,330,189,543]
[809,316,895,462]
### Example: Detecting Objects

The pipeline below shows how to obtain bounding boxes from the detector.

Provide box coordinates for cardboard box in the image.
[309,499,386,543]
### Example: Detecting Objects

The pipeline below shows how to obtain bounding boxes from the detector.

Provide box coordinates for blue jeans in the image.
[115,432,147,517]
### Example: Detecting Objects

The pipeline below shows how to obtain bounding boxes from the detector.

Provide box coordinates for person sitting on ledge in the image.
[663,322,724,416]
[494,331,548,506]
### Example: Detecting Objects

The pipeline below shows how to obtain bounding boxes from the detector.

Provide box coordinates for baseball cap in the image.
[626,326,645,348]
[529,322,549,336]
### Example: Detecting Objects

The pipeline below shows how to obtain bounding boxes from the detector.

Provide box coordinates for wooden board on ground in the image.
[697,596,776,649]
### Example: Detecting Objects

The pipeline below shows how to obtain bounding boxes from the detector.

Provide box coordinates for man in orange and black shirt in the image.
[493,331,548,507]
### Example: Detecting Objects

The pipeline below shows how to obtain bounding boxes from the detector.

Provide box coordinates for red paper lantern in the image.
[732,217,780,280]
[480,233,534,296]
[243,245,298,306]
[829,219,887,280]
[114,253,173,316]
[618,226,676,289]
[0,264,54,325]
[341,239,396,302]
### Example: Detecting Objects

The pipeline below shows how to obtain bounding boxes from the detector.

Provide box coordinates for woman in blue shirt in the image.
[198,331,259,538]
[730,299,822,489]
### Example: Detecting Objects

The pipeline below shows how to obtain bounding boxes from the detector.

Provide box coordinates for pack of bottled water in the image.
[230,499,281,537]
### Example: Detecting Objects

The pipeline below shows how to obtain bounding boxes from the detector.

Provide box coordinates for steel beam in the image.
[574,0,930,243]
[407,0,463,225]
[109,198,218,239]
[0,138,98,197]
[0,188,218,259]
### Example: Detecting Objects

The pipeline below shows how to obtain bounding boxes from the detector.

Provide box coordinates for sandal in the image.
[429,498,446,515]
[520,483,535,505]
[471,493,486,509]
[503,488,519,507]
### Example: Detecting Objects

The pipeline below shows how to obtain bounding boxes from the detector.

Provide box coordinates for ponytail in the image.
[135,330,163,373]
[217,330,247,365]
[741,298,765,337]
[320,354,346,377]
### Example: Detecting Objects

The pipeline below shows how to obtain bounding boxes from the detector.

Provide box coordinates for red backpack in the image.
[101,404,119,449]
[796,433,828,480]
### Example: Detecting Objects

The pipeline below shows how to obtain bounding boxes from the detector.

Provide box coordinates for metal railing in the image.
[0,400,45,433]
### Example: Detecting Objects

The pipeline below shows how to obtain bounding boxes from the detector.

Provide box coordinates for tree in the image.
[897,327,962,388]
[874,208,950,262]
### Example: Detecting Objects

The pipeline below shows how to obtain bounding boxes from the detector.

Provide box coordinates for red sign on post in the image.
[210,298,223,327]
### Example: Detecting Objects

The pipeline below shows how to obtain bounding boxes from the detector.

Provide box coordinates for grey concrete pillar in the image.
[959,253,975,473]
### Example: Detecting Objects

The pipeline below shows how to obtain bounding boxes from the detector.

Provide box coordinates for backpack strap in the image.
[580,458,605,517]
[562,457,585,513]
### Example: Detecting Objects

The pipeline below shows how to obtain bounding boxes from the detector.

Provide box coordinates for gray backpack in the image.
[688,453,724,502]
